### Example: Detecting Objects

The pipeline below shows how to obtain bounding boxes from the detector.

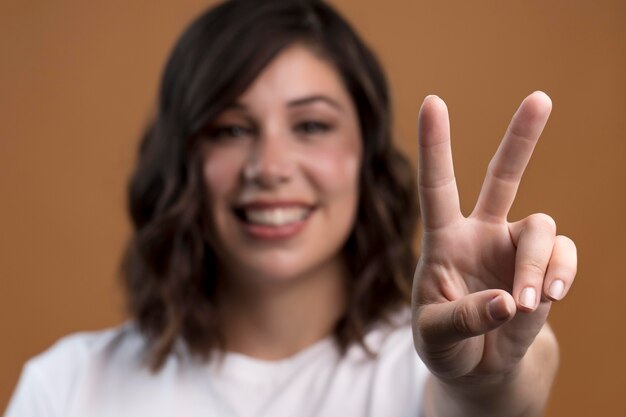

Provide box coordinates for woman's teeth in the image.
[243,207,311,226]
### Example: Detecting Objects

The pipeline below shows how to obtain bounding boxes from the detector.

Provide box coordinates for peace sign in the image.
[411,92,578,389]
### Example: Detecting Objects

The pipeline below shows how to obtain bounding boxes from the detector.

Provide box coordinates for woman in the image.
[6,1,577,416]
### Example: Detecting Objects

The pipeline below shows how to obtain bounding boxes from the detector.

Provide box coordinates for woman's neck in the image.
[216,256,347,360]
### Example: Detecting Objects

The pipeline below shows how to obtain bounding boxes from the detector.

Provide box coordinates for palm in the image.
[418,217,550,377]
[412,93,574,382]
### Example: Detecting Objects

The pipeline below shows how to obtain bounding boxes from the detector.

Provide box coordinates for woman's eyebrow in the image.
[222,95,344,112]
[287,95,344,112]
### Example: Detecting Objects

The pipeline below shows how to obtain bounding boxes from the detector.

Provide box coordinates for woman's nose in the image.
[242,132,294,188]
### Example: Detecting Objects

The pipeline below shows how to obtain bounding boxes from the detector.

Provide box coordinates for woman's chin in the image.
[239,260,316,285]
[221,250,342,288]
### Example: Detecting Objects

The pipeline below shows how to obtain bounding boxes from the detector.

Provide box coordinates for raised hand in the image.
[411,92,577,385]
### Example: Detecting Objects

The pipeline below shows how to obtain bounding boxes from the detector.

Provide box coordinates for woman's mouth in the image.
[233,204,315,239]
[238,206,312,226]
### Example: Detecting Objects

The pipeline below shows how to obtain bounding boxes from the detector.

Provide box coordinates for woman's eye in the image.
[206,125,252,141]
[295,121,331,135]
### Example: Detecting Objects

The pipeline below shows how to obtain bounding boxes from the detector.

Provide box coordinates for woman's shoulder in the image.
[26,322,143,373]
[6,322,146,417]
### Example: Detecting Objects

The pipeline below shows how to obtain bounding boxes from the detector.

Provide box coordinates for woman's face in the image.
[201,43,362,284]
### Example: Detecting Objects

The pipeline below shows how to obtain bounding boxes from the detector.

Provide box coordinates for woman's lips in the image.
[232,203,315,240]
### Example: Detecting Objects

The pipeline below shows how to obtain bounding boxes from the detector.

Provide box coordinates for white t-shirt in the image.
[5,315,430,417]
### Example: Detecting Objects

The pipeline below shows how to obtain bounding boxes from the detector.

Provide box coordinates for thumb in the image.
[415,290,516,349]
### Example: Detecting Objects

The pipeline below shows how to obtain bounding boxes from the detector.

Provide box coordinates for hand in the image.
[411,92,577,383]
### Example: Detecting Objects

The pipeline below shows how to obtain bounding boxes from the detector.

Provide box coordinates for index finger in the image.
[418,95,462,230]
[473,91,552,220]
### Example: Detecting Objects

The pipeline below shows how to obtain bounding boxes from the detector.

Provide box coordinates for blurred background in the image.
[1,0,624,415]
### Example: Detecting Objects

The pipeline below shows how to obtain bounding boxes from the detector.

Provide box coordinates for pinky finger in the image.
[544,235,577,301]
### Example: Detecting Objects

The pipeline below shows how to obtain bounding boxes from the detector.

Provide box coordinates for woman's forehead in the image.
[234,43,353,111]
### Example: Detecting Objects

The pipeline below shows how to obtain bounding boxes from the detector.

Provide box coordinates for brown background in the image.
[1,0,624,415]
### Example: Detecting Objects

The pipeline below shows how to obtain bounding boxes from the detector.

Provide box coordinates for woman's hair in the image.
[122,0,419,371]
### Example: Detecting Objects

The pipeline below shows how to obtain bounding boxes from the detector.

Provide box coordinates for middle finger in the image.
[473,91,552,221]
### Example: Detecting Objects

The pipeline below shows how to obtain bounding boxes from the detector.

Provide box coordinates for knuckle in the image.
[520,259,547,277]
[527,213,557,234]
[452,302,481,336]
[556,266,577,280]
[556,235,577,253]
[552,235,578,275]
[487,160,519,183]
[549,264,578,280]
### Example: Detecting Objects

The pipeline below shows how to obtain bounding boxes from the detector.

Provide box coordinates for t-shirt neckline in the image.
[207,335,337,385]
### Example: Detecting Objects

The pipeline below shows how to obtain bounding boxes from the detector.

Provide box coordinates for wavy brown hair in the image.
[122,0,419,371]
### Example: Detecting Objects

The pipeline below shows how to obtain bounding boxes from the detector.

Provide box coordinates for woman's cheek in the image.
[202,147,247,196]
[303,142,361,194]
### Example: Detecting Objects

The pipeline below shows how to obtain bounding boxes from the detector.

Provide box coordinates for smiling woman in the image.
[6,1,423,415]
[5,1,578,417]
[117,0,418,371]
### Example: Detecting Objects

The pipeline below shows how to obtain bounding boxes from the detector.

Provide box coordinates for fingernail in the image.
[548,279,565,300]
[423,94,439,102]
[520,287,537,309]
[488,295,510,321]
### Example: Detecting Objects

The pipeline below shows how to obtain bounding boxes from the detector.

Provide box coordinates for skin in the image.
[201,44,361,359]
[202,44,578,415]
[414,93,577,416]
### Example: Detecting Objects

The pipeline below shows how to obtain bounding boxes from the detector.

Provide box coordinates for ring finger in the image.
[509,213,557,311]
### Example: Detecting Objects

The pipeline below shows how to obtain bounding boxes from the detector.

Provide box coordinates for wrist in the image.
[426,324,559,417]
